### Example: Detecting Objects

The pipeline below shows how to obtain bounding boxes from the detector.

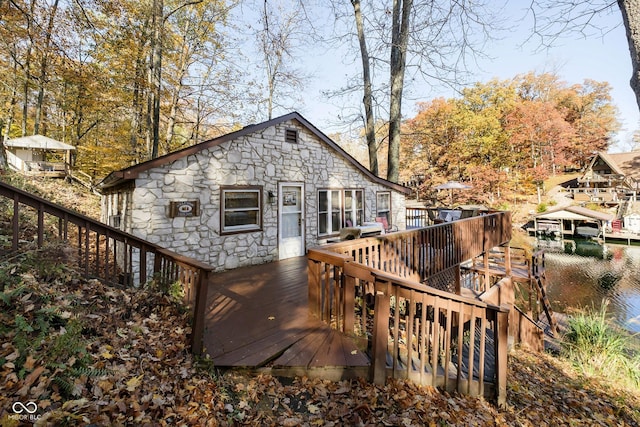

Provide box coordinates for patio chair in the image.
[375,217,398,233]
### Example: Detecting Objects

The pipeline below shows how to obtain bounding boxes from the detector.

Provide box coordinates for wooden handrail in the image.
[370,271,509,405]
[0,180,212,354]
[307,212,512,404]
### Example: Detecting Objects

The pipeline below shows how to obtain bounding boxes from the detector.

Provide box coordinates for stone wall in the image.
[110,119,407,271]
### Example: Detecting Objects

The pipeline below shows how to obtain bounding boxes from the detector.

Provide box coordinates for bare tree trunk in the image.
[34,0,59,135]
[21,0,36,136]
[351,0,378,176]
[165,19,191,150]
[387,0,412,183]
[150,0,163,159]
[3,60,18,140]
[261,0,283,120]
[619,0,640,110]
[130,50,146,164]
[0,131,6,168]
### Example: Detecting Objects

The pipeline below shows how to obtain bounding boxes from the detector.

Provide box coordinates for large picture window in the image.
[221,186,262,233]
[318,189,364,236]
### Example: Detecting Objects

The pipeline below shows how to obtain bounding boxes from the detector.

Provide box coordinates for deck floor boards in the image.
[202,256,370,372]
[202,255,497,384]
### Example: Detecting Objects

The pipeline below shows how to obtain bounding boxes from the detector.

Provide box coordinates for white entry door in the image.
[278,183,305,259]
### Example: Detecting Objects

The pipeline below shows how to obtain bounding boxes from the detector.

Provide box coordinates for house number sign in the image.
[169,200,200,217]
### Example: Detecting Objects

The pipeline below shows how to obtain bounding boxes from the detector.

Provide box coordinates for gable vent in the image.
[285,129,299,143]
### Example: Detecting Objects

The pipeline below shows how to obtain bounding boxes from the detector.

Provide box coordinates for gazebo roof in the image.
[4,135,75,151]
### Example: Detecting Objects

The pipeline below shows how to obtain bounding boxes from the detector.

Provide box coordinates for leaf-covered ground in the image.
[1,263,639,427]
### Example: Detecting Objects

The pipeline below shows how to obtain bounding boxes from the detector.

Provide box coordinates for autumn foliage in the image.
[401,73,619,205]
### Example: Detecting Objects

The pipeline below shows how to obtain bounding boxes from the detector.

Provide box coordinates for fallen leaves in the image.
[0,266,639,426]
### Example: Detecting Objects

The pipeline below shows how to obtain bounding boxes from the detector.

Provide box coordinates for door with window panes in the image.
[278,183,305,259]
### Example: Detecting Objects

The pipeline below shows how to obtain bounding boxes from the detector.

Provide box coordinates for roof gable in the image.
[608,151,640,181]
[582,151,640,181]
[535,205,613,222]
[4,135,75,151]
[99,112,410,194]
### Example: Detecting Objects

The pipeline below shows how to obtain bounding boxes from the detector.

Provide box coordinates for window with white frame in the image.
[221,186,262,233]
[318,190,341,235]
[376,192,391,222]
[344,189,364,227]
[318,189,364,236]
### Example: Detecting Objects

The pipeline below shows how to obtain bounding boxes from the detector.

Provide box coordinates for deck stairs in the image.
[466,248,557,338]
[616,199,630,219]
[513,250,557,338]
[532,270,557,337]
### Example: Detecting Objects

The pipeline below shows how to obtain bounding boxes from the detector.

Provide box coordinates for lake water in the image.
[535,238,640,333]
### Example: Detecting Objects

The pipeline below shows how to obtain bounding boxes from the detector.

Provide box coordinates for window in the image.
[318,190,341,235]
[376,192,391,222]
[221,186,262,233]
[285,128,298,143]
[318,189,364,236]
[344,189,363,227]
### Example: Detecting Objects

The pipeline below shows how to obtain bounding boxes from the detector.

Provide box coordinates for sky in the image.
[273,2,640,154]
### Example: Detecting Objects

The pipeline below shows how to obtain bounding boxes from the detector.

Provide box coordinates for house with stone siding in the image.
[98,112,410,272]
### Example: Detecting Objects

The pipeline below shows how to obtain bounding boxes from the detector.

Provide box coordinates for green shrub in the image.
[494,202,510,211]
[562,300,639,390]
[536,202,548,213]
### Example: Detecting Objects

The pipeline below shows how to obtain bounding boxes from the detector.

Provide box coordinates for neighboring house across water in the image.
[574,151,640,203]
[98,112,410,272]
[4,134,75,178]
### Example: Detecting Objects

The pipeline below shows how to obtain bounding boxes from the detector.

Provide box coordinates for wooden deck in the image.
[202,256,370,379]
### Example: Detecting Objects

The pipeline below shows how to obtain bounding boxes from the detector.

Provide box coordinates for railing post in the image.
[483,250,490,292]
[504,245,511,276]
[494,308,509,407]
[343,272,355,334]
[371,278,390,385]
[308,258,321,318]
[12,196,19,250]
[37,202,44,247]
[190,269,210,355]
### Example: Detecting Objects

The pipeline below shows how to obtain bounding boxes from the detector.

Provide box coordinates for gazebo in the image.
[4,135,75,178]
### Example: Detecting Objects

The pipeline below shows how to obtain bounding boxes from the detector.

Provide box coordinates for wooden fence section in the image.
[308,212,511,404]
[0,180,212,354]
[371,272,508,402]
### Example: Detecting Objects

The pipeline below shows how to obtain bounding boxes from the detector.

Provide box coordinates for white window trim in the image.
[318,189,365,236]
[344,189,364,227]
[221,187,262,234]
[376,191,391,220]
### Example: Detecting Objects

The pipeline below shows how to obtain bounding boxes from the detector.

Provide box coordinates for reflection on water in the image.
[538,238,640,333]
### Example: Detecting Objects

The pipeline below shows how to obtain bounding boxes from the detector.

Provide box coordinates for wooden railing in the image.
[406,207,433,228]
[308,212,511,404]
[0,180,212,354]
